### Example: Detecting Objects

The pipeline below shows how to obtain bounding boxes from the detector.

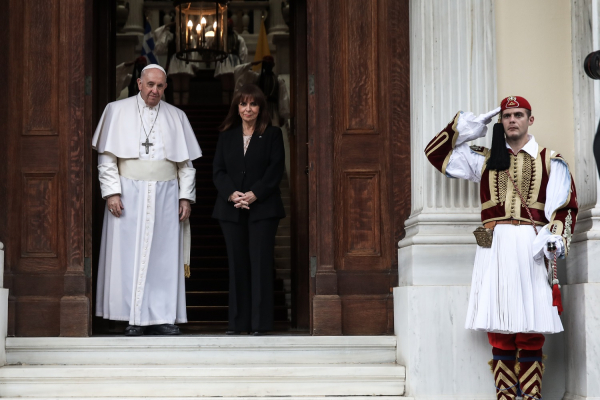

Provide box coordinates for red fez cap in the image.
[262,55,275,64]
[500,96,531,111]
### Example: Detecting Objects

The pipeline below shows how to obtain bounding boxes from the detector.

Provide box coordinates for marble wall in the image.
[397,1,500,397]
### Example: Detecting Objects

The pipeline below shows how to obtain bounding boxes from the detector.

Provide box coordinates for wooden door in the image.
[0,0,93,336]
[306,0,411,335]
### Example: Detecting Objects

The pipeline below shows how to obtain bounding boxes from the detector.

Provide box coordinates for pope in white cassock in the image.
[92,64,202,336]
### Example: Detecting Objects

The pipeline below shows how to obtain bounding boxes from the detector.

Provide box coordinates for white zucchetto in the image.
[141,64,167,76]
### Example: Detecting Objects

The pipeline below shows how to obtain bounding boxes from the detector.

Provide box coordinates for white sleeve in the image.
[177,160,196,203]
[115,63,131,94]
[532,159,572,259]
[442,111,492,182]
[278,77,290,120]
[234,62,258,92]
[153,25,173,56]
[238,36,248,63]
[544,158,571,221]
[454,111,490,146]
[445,144,485,182]
[97,152,121,199]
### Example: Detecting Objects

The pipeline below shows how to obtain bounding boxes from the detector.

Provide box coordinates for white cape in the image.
[92,96,202,162]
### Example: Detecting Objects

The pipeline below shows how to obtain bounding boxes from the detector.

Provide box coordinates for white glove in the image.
[543,235,565,260]
[455,107,501,146]
[474,107,502,125]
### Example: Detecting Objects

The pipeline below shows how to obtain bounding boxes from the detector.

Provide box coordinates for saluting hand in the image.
[475,107,502,125]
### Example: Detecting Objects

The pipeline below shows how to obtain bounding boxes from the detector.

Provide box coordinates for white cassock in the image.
[444,113,570,334]
[92,93,202,326]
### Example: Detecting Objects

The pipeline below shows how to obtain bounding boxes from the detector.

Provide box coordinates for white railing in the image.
[141,0,289,71]
[228,1,270,35]
[142,1,288,37]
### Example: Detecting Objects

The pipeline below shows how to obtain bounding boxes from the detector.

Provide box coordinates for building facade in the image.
[0,0,598,399]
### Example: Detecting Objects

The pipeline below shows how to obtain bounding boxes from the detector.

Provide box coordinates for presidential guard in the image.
[153,15,197,105]
[214,18,248,104]
[92,64,202,336]
[425,96,578,400]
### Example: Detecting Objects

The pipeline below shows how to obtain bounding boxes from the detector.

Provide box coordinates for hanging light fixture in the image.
[174,0,228,63]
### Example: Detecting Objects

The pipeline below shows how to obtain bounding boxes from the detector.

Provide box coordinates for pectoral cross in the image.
[142,138,154,154]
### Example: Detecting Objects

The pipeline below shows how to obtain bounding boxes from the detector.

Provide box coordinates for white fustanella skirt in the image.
[465,224,563,334]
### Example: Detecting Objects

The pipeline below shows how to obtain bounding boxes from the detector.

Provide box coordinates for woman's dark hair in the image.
[219,83,271,134]
[486,122,511,171]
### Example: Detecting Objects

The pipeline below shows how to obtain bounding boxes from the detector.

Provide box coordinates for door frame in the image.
[289,0,310,330]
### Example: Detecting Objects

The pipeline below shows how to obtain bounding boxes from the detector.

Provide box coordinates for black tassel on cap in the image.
[486,123,510,171]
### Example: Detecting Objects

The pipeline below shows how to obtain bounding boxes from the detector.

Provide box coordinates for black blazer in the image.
[212,125,286,222]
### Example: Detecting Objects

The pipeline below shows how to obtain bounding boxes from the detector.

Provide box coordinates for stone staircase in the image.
[0,336,406,398]
[275,172,292,321]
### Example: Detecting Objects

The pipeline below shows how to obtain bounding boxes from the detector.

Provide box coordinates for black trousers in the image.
[219,211,280,332]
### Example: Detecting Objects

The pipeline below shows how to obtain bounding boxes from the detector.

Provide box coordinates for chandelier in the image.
[174,1,228,63]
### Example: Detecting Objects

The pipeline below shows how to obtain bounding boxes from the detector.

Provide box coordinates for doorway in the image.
[90,0,310,335]
[1,0,409,337]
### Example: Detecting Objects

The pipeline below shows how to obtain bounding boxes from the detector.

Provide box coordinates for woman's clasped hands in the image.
[230,191,257,209]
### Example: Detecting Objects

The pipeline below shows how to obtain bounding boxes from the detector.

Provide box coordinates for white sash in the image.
[118,159,177,181]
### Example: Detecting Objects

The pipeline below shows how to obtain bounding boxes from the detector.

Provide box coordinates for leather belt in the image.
[484,220,534,230]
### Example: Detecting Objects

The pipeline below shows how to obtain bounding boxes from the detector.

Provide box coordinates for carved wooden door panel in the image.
[306,0,410,335]
[1,0,92,336]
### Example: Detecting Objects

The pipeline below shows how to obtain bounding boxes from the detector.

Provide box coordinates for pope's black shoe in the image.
[145,324,181,335]
[124,325,146,336]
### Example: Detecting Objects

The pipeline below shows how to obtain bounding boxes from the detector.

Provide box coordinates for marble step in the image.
[3,397,410,400]
[0,364,405,397]
[5,336,397,366]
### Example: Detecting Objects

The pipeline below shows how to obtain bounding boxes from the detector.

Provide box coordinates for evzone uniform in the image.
[425,96,577,400]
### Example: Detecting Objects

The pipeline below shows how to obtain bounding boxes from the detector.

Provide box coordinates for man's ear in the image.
[529,115,535,126]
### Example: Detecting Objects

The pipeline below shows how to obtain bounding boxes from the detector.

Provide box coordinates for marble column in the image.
[116,0,145,67]
[122,0,145,34]
[563,1,600,399]
[268,0,288,35]
[394,1,567,398]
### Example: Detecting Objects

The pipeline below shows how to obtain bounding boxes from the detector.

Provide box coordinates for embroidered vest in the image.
[473,146,552,225]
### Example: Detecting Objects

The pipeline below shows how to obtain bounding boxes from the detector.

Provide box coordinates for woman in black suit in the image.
[213,83,286,335]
